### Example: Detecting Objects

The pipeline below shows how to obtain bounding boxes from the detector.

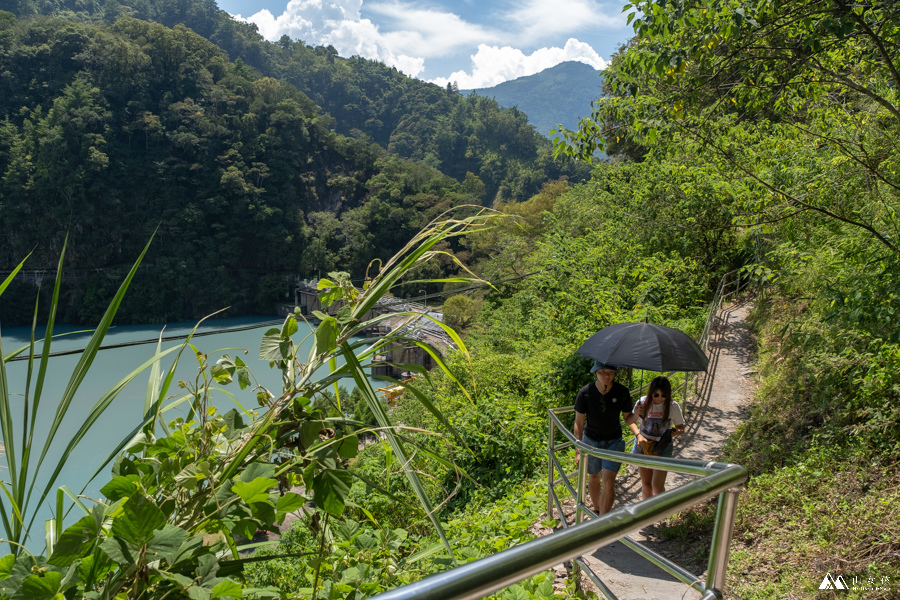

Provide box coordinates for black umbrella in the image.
[577,322,709,372]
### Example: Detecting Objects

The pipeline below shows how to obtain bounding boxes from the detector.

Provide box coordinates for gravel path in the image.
[543,300,757,599]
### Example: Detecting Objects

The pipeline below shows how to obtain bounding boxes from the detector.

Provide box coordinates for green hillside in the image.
[1,1,897,599]
[0,5,588,325]
[3,0,589,200]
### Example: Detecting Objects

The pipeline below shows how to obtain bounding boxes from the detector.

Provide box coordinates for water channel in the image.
[0,314,373,547]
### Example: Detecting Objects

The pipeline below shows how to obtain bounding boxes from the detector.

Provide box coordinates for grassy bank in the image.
[661,290,900,600]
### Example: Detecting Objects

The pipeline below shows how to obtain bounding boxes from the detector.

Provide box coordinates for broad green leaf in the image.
[99,476,141,502]
[237,365,251,390]
[145,525,189,561]
[275,494,305,520]
[258,328,286,361]
[317,279,341,307]
[238,462,276,484]
[336,305,353,325]
[110,494,166,546]
[174,463,208,490]
[19,571,62,600]
[281,315,298,338]
[164,534,206,570]
[315,316,339,354]
[196,554,220,582]
[336,434,358,459]
[353,534,377,550]
[312,468,351,516]
[0,554,14,580]
[299,421,326,450]
[210,365,233,384]
[99,537,140,565]
[232,478,277,505]
[211,580,243,599]
[536,576,554,596]
[222,409,246,438]
[502,584,529,600]
[48,514,100,567]
[160,571,195,589]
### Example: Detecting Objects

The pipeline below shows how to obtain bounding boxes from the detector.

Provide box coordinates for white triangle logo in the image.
[819,573,848,590]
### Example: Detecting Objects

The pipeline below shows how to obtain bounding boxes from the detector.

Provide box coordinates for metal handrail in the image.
[547,408,747,599]
[681,269,749,412]
[365,270,749,600]
[367,409,746,600]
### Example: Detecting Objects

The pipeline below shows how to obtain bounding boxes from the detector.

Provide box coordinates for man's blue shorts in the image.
[581,435,626,474]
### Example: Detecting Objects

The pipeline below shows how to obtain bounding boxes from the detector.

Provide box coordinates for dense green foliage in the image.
[549,1,900,597]
[6,0,586,199]
[0,5,588,325]
[6,0,900,598]
[0,214,490,599]
[246,482,564,600]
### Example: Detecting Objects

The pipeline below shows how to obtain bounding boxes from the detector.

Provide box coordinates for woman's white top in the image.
[632,396,684,441]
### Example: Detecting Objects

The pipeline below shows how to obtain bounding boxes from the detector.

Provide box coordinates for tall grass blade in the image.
[0,254,30,296]
[0,234,156,551]
[340,342,456,564]
[33,343,183,535]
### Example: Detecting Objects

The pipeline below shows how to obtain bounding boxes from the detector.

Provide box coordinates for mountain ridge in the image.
[461,61,605,137]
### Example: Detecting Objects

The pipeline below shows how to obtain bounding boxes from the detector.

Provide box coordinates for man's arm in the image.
[574,411,585,441]
[574,411,586,464]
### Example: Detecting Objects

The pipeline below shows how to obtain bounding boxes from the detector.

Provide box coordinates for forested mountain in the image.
[0,2,588,324]
[3,0,588,199]
[462,61,604,137]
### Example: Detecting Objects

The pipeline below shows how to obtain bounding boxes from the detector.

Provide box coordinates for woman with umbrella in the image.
[576,321,708,508]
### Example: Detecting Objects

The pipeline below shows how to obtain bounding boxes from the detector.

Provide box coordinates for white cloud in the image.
[229,1,620,84]
[365,2,496,56]
[507,0,624,40]
[431,39,608,89]
[233,0,430,75]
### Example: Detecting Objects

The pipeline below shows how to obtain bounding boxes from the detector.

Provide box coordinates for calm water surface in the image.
[0,315,374,543]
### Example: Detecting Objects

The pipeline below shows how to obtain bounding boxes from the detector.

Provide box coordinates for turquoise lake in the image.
[0,314,377,548]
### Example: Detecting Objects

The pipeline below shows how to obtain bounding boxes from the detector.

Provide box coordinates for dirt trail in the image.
[543,300,757,599]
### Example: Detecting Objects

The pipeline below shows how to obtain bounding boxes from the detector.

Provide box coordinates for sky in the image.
[215,0,636,88]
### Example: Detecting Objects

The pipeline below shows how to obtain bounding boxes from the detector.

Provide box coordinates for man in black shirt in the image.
[574,361,637,514]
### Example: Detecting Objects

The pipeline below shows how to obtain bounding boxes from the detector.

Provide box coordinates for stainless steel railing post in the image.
[576,439,588,525]
[705,487,742,598]
[548,416,556,518]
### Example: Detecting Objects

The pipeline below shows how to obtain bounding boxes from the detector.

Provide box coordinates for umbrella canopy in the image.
[577,322,709,372]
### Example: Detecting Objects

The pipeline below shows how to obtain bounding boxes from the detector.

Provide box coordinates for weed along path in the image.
[541,299,757,600]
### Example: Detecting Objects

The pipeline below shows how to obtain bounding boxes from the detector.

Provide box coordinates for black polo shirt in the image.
[574,381,632,441]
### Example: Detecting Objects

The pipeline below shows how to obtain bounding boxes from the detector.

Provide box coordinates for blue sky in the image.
[215,0,636,88]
